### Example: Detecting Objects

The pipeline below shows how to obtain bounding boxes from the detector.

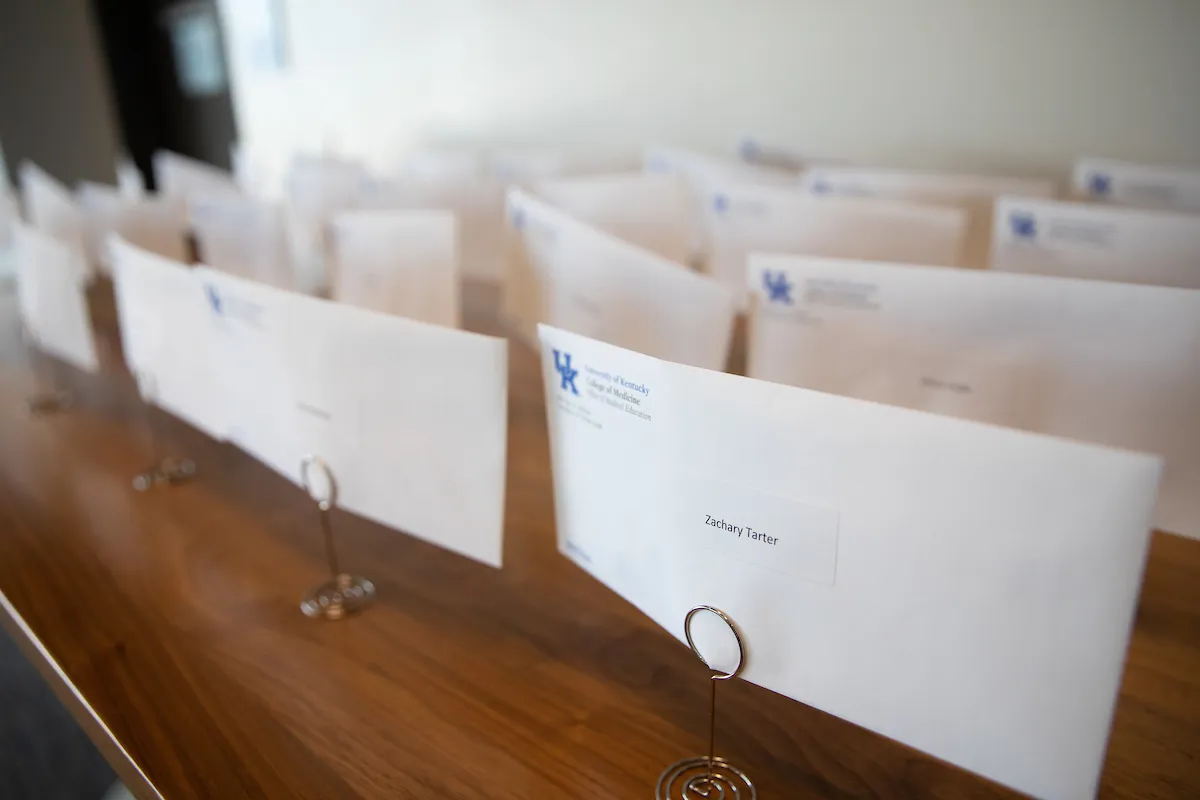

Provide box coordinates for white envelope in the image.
[358,174,506,283]
[196,267,299,476]
[109,237,223,438]
[399,148,486,180]
[704,184,966,305]
[270,292,509,567]
[643,146,796,265]
[0,191,15,282]
[14,224,99,373]
[1073,157,1200,212]
[533,172,692,264]
[505,189,736,370]
[190,191,295,290]
[19,161,88,276]
[152,150,240,216]
[115,198,190,265]
[799,166,1055,269]
[489,148,636,185]
[992,196,1200,289]
[77,184,189,274]
[735,136,808,171]
[285,155,365,294]
[746,253,1200,540]
[116,157,144,200]
[230,142,275,198]
[76,182,125,270]
[539,323,1161,800]
[0,189,16,252]
[329,209,460,327]
[736,136,845,171]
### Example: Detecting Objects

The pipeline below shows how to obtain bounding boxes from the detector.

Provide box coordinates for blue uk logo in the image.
[1088,172,1112,197]
[712,194,728,213]
[763,270,794,304]
[552,349,579,395]
[205,285,223,315]
[512,208,526,230]
[1009,212,1037,240]
[812,180,832,195]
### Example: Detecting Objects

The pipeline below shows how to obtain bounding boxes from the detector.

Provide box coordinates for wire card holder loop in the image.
[656,605,756,799]
[298,454,375,620]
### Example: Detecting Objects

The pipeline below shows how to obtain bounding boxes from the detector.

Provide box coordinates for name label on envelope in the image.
[685,475,838,586]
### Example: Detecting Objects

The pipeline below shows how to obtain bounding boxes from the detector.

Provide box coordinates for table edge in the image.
[0,590,165,800]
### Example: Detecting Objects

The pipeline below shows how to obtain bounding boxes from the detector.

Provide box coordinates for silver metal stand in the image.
[131,372,195,491]
[656,605,756,799]
[23,324,72,415]
[298,454,375,620]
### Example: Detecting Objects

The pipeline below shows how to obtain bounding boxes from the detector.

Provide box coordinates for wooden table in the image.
[1,279,1197,799]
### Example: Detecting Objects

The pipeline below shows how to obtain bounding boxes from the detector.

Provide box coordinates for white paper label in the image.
[679,475,839,586]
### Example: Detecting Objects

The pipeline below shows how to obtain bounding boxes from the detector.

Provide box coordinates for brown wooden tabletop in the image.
[0,279,1197,799]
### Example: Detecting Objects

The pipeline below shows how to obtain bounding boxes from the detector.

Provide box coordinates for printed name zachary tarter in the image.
[704,515,778,545]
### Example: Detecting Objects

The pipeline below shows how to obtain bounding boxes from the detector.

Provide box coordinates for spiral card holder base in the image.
[298,454,376,620]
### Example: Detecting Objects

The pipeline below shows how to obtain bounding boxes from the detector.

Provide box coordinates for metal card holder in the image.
[298,454,375,620]
[656,606,756,799]
[22,323,72,415]
[131,371,196,491]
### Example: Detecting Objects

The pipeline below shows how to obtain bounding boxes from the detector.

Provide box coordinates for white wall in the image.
[218,0,1200,181]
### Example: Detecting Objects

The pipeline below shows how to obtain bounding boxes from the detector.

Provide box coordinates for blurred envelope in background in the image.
[735,136,810,170]
[116,156,145,200]
[270,292,509,567]
[0,189,17,253]
[359,174,505,283]
[285,155,365,294]
[540,323,1161,800]
[736,136,845,171]
[534,172,692,264]
[1073,157,1200,212]
[14,223,98,373]
[19,161,88,276]
[76,182,127,270]
[992,196,1200,289]
[489,148,636,185]
[399,148,486,180]
[643,145,796,265]
[747,253,1200,539]
[77,183,189,273]
[505,188,736,370]
[799,166,1055,269]
[110,236,223,438]
[153,150,240,217]
[705,184,966,305]
[230,142,277,198]
[329,208,459,327]
[191,191,294,290]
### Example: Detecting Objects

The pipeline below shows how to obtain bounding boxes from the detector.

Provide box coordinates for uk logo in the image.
[712,194,729,213]
[812,180,832,195]
[512,208,526,230]
[1088,172,1112,197]
[763,270,794,304]
[1009,212,1037,240]
[552,349,579,395]
[205,285,223,315]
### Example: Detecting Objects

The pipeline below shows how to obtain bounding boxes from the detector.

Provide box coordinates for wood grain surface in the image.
[0,279,1197,799]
